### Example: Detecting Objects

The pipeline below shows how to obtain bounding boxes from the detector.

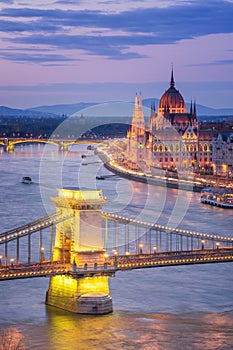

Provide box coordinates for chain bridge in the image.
[0,187,232,314]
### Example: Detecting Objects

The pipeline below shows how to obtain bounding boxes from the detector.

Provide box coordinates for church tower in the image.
[148,102,157,135]
[127,93,146,169]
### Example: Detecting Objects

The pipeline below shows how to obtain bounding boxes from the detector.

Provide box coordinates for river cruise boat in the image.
[200,187,233,208]
[22,176,32,184]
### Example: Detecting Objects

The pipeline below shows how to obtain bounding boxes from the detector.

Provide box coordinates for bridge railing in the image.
[0,212,74,266]
[0,210,232,271]
[102,212,233,256]
[1,247,233,281]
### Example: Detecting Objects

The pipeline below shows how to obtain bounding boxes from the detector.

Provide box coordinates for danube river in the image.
[0,144,232,350]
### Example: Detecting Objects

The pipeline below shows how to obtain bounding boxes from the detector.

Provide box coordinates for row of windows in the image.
[153,143,211,152]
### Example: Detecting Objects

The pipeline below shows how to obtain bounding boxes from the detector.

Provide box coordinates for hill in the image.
[0,106,58,118]
[0,100,233,120]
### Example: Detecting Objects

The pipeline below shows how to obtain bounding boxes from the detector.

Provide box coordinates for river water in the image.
[0,144,232,350]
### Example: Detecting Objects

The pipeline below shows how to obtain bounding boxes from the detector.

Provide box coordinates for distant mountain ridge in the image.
[0,105,58,118]
[29,102,96,116]
[1,99,233,120]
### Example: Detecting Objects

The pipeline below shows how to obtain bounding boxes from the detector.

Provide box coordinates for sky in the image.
[0,0,233,109]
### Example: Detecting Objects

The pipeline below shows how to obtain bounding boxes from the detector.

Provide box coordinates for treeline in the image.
[0,115,129,139]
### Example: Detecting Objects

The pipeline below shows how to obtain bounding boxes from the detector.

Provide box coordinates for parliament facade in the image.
[127,69,233,177]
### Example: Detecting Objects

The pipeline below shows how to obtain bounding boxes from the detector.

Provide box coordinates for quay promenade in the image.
[95,143,232,193]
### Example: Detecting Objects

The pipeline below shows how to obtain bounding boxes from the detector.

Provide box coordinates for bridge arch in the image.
[0,138,105,152]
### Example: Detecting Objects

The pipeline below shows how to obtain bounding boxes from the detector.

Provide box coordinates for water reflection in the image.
[0,144,232,350]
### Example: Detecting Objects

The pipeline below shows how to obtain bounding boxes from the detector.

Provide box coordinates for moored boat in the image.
[200,187,233,208]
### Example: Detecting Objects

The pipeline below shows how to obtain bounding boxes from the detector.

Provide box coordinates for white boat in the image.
[22,176,32,184]
[200,187,233,208]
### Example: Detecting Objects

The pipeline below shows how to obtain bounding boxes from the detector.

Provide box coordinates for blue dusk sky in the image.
[0,0,233,109]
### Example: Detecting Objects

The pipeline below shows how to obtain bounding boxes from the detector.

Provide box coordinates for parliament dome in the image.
[158,69,186,115]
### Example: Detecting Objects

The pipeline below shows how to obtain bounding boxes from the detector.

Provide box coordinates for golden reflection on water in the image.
[39,307,233,350]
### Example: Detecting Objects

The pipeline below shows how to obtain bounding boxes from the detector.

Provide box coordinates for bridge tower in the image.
[46,187,113,314]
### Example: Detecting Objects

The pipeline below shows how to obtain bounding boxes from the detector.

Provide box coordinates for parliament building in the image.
[127,69,232,177]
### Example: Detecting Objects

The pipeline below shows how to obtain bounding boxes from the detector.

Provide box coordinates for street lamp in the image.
[113,250,118,261]
[201,240,205,250]
[153,246,157,254]
[0,254,2,266]
[40,246,45,263]
[104,253,108,269]
[216,242,220,250]
[72,254,77,272]
[10,257,14,267]
[139,243,143,255]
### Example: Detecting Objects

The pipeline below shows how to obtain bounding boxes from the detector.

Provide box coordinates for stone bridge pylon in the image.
[46,187,113,314]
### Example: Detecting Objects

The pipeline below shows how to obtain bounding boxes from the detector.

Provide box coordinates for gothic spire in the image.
[134,93,139,108]
[190,100,193,115]
[170,65,175,88]
[139,91,143,108]
[194,99,196,116]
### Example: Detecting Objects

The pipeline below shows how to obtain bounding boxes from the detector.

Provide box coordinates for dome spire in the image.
[170,65,175,88]
[190,100,193,115]
[194,99,196,116]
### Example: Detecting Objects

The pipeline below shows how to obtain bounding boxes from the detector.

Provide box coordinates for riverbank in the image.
[96,150,205,192]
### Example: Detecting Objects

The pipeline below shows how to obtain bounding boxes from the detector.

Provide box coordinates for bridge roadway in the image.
[0,248,232,281]
[0,137,104,151]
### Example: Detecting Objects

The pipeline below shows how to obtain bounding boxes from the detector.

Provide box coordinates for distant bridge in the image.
[0,137,105,152]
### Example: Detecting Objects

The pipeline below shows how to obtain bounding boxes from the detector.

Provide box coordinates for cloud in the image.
[0,50,79,64]
[190,59,233,67]
[55,0,82,3]
[0,0,232,61]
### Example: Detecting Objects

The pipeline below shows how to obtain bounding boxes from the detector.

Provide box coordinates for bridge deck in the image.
[0,248,232,281]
